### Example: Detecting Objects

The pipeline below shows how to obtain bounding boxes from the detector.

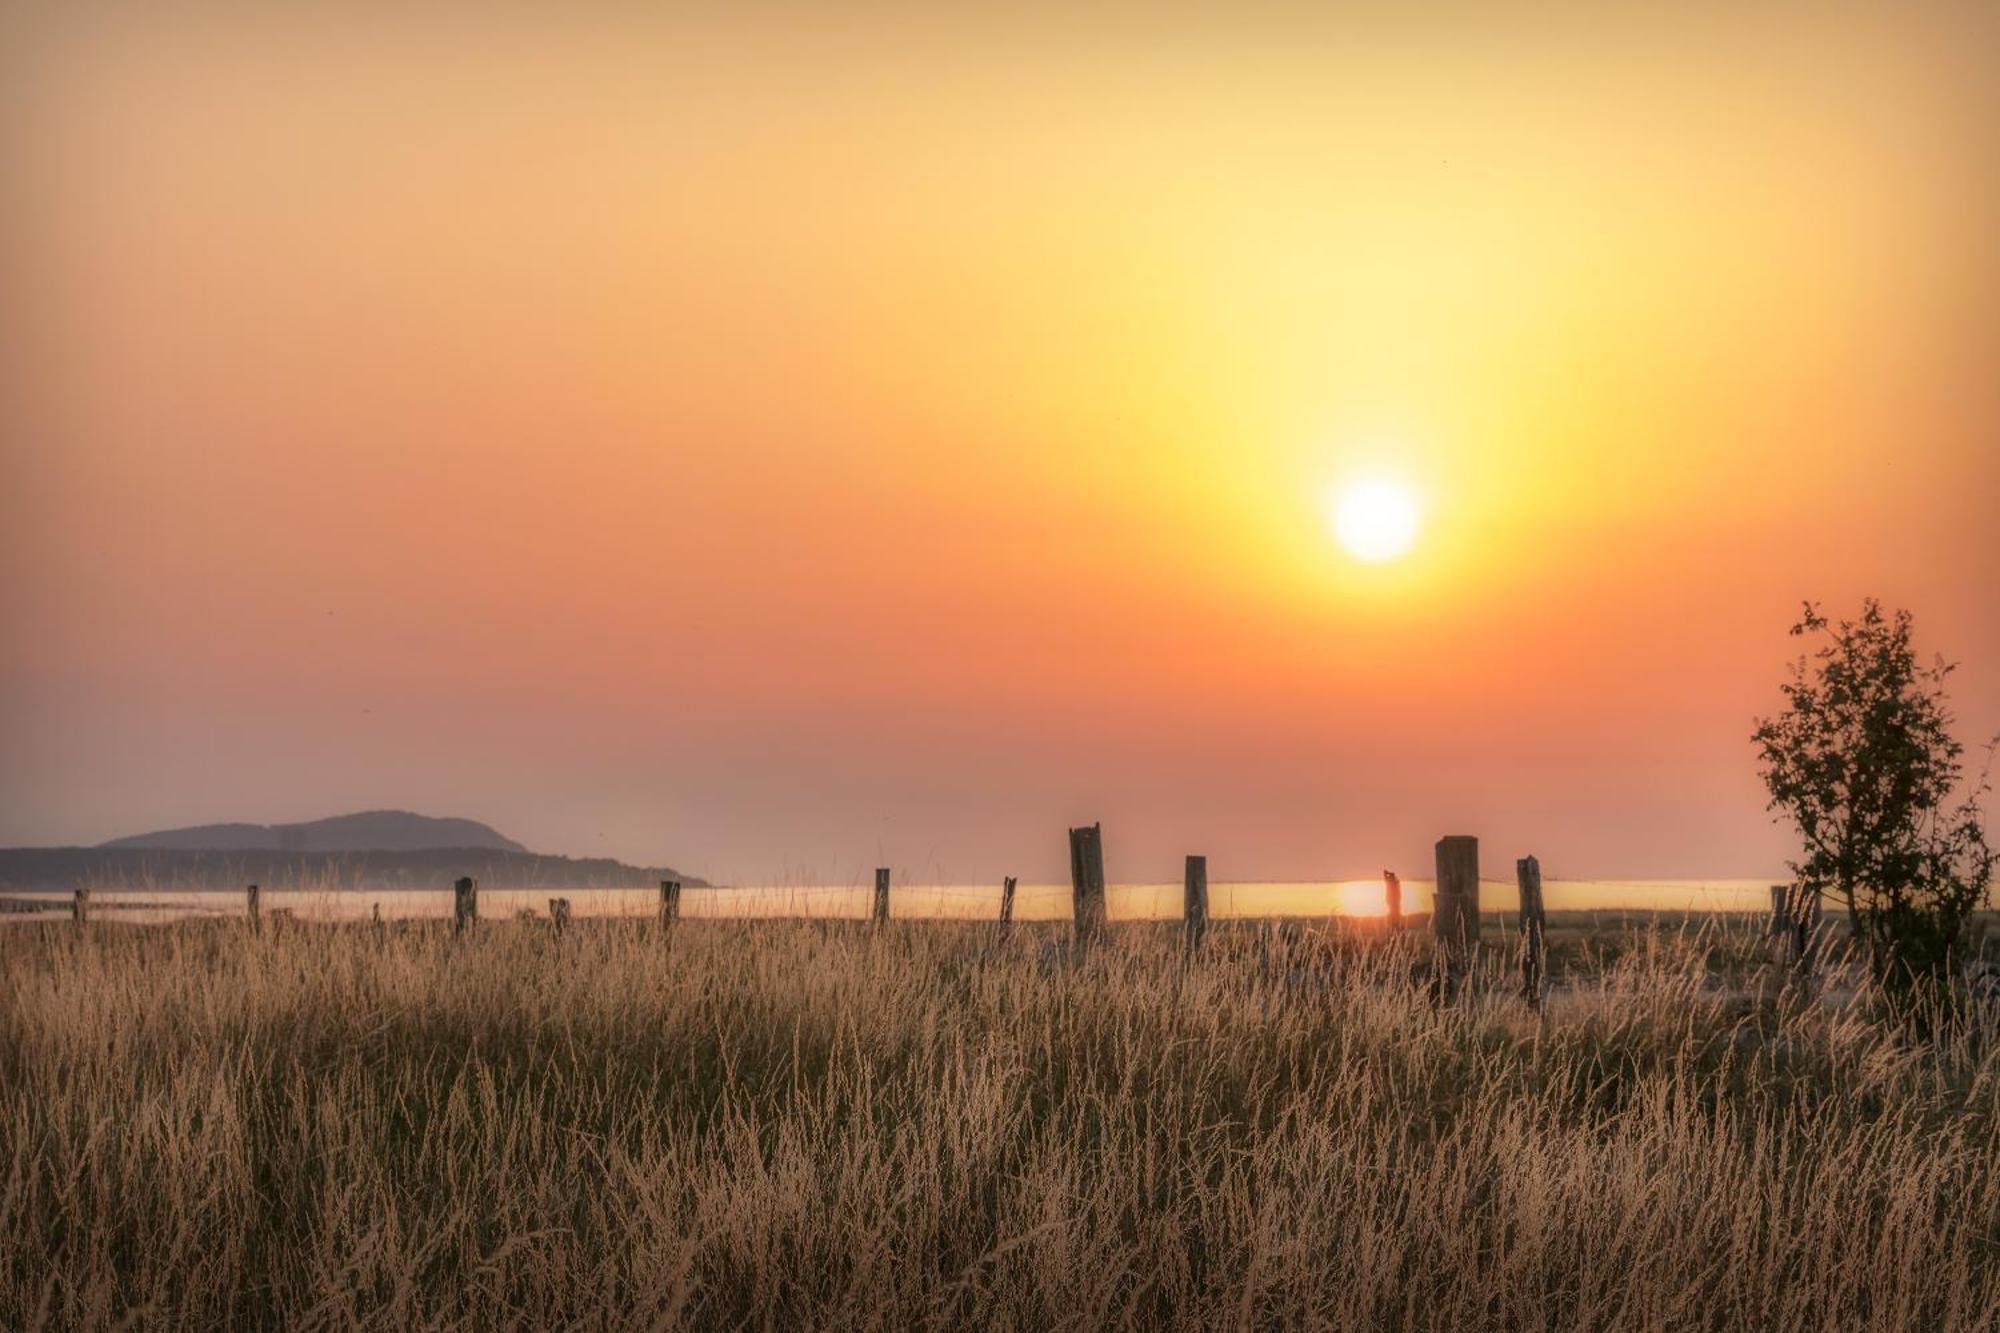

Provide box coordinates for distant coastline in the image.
[0,809,704,891]
[0,846,706,893]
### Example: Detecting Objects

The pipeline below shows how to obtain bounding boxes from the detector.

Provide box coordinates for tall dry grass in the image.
[3,916,1998,1330]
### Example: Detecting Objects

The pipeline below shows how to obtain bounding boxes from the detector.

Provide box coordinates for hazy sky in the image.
[4,2,1996,884]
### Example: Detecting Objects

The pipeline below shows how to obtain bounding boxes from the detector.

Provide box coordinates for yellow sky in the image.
[3,3,1995,881]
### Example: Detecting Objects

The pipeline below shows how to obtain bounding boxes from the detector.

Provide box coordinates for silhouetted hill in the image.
[0,847,706,892]
[0,810,706,891]
[100,810,528,854]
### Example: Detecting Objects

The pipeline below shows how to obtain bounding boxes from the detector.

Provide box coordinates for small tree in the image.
[1753,600,1994,1006]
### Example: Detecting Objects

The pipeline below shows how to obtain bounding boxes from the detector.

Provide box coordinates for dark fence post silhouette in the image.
[1517,855,1546,1011]
[1183,854,1208,953]
[1793,883,1822,976]
[659,879,682,930]
[1776,882,1822,978]
[1433,836,1480,995]
[1068,824,1107,948]
[246,883,262,934]
[1384,870,1402,930]
[1768,885,1793,968]
[999,876,1018,927]
[548,897,571,935]
[72,888,89,927]
[453,877,478,935]
[873,868,891,926]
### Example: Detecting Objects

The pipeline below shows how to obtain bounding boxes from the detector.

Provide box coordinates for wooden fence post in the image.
[1786,882,1822,977]
[659,879,682,929]
[246,883,262,934]
[1384,871,1403,930]
[453,876,478,934]
[1184,855,1208,953]
[999,876,1018,927]
[1068,824,1107,948]
[548,897,571,935]
[1433,836,1480,993]
[1517,855,1546,1010]
[1768,884,1794,968]
[72,888,89,927]
[873,868,891,926]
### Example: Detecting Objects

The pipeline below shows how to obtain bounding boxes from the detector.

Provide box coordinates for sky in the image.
[3,2,1996,885]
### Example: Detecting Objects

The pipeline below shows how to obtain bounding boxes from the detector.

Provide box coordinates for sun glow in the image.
[1331,480,1421,563]
[1333,880,1390,917]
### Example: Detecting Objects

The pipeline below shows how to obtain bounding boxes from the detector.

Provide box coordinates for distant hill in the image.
[101,810,528,854]
[0,847,706,892]
[0,810,706,891]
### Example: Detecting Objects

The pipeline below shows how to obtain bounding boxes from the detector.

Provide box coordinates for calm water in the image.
[1,879,1779,924]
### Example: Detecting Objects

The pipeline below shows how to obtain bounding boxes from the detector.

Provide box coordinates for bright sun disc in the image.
[1331,479,1420,563]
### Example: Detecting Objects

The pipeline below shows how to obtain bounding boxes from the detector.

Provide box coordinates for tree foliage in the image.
[1753,600,1994,1002]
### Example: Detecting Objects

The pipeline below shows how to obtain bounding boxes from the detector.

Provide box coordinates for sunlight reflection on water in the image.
[1,879,1778,923]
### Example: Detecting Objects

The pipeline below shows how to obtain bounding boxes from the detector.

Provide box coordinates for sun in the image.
[1330,478,1421,563]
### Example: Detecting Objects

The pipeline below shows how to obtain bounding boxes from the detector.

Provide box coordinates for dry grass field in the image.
[4,914,2000,1330]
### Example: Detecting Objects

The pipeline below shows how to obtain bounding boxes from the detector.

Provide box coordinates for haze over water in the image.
[5,879,1779,924]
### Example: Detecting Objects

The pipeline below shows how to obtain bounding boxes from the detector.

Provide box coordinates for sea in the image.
[0,878,1782,924]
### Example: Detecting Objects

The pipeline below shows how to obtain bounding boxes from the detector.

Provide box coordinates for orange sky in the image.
[3,2,1996,883]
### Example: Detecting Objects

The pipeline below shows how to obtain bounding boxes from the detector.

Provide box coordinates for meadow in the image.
[4,913,1999,1330]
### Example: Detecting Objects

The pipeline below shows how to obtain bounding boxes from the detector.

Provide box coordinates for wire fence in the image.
[1,876,1786,925]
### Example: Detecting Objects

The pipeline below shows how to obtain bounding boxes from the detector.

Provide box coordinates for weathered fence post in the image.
[72,888,89,927]
[1183,854,1208,953]
[999,876,1018,927]
[659,878,682,929]
[1781,882,1822,978]
[873,868,891,926]
[1384,870,1403,930]
[453,876,478,934]
[1517,855,1547,1010]
[246,883,262,934]
[1768,884,1794,968]
[1433,836,1480,995]
[1068,824,1107,948]
[548,897,571,935]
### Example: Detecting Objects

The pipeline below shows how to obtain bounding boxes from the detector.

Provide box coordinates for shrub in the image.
[1753,599,1994,1009]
